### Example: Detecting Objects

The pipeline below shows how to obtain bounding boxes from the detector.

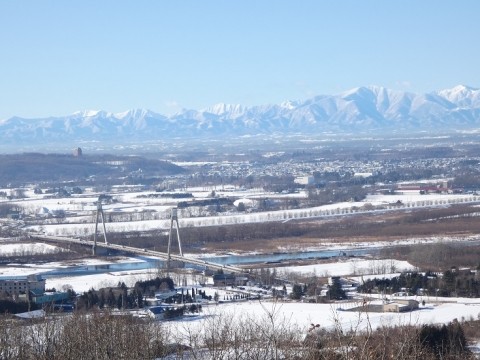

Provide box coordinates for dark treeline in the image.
[0,153,184,186]
[77,284,141,311]
[177,197,233,209]
[134,277,174,297]
[179,221,306,245]
[0,299,39,314]
[358,269,480,297]
[386,242,480,272]
[184,205,480,245]
[77,277,174,311]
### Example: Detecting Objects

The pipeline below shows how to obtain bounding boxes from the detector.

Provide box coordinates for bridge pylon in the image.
[167,207,183,270]
[93,196,108,255]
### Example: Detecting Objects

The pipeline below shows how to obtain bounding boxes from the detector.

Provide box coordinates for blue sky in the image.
[1,1,479,119]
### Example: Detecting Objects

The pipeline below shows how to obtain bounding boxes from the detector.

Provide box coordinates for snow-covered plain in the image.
[37,255,480,334]
[45,268,161,293]
[166,297,480,336]
[13,189,479,237]
[3,186,480,332]
[277,258,417,278]
[1,239,478,332]
[0,242,64,256]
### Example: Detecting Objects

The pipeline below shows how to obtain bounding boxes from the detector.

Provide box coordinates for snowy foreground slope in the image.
[167,298,480,335]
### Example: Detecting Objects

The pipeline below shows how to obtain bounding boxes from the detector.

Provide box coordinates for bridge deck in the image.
[34,235,247,274]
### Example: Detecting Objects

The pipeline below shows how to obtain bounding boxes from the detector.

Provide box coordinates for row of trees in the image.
[358,269,480,298]
[77,278,174,311]
[76,277,211,312]
[401,241,480,271]
[77,286,143,311]
[0,311,168,359]
[0,299,39,314]
[289,278,347,301]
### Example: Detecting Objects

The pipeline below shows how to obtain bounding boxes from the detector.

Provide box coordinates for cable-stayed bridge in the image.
[33,234,246,274]
[32,202,247,274]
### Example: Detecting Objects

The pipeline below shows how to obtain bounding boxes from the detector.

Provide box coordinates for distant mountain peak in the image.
[437,84,478,95]
[203,103,246,115]
[451,84,477,92]
[339,85,381,98]
[280,100,298,110]
[72,110,104,117]
[436,84,480,108]
[2,84,480,149]
[114,108,153,119]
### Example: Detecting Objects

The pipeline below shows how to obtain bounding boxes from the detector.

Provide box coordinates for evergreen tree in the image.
[290,284,304,300]
[98,289,106,309]
[419,321,468,359]
[116,294,123,309]
[328,278,347,300]
[107,288,116,307]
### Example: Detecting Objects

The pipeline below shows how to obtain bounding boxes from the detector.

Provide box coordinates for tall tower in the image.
[73,147,83,157]
[93,197,108,255]
[167,207,183,269]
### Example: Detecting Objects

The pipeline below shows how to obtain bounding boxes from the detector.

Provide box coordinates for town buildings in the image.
[0,274,45,296]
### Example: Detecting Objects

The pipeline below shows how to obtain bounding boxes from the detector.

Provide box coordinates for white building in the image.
[294,176,314,186]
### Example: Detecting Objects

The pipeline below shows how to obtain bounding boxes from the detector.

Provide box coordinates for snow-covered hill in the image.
[2,85,480,146]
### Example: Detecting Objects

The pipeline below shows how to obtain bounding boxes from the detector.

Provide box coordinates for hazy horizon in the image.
[1,1,479,120]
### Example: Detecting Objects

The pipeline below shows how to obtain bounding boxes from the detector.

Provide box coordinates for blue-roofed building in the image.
[30,290,70,305]
[146,305,173,320]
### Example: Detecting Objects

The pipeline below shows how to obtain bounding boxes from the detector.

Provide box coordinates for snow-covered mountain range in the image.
[2,85,480,146]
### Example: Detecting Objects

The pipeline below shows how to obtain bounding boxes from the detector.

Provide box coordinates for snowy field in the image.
[45,268,162,293]
[41,260,479,335]
[277,258,417,278]
[165,297,480,336]
[0,242,64,256]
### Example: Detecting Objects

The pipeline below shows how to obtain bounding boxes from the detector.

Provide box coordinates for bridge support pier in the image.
[167,208,183,271]
[93,199,108,255]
